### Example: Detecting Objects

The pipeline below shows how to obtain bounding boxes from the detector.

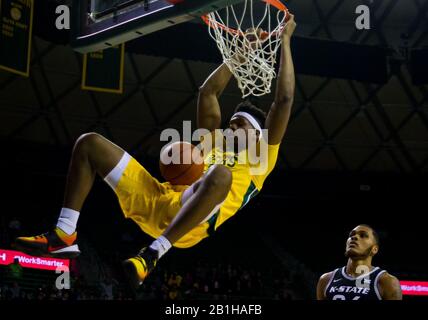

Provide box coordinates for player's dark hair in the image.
[234,99,267,129]
[359,224,380,246]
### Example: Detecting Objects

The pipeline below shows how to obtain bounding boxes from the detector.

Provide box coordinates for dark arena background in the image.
[1,0,428,307]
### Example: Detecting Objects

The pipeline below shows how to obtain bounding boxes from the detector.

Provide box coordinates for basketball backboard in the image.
[71,0,244,53]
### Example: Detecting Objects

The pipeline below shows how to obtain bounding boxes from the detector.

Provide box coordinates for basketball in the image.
[159,141,205,185]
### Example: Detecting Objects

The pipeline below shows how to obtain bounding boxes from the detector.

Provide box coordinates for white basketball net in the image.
[203,0,288,98]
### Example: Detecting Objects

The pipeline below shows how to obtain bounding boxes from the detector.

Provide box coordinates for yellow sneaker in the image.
[122,247,158,290]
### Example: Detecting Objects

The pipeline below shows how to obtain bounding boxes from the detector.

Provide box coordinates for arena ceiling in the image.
[1,0,428,174]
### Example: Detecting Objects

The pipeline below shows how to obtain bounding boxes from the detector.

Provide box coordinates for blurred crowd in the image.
[1,262,300,300]
[141,262,299,300]
[1,216,301,300]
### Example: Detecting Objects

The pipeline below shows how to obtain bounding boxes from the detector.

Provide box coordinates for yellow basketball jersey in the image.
[115,139,280,249]
[202,142,280,233]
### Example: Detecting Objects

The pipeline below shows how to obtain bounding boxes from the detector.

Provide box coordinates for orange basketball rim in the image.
[201,0,290,37]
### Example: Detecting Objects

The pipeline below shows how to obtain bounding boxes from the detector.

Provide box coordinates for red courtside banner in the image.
[0,248,69,271]
[400,281,428,296]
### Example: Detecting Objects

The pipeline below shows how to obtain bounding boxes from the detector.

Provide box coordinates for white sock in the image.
[56,208,80,235]
[149,236,172,259]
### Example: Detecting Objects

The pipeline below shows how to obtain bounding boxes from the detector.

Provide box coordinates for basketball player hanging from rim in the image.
[14,13,297,288]
[317,224,402,300]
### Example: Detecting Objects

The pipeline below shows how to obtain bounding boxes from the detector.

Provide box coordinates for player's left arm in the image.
[378,272,403,300]
[264,14,296,145]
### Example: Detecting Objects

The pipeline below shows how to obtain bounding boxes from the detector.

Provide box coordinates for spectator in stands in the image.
[10,282,21,300]
[100,274,118,300]
[168,284,180,300]
[8,258,23,280]
[168,272,182,288]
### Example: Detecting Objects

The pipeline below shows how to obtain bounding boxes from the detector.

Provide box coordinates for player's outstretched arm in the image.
[264,14,296,145]
[197,63,233,132]
[378,273,403,300]
[316,272,333,300]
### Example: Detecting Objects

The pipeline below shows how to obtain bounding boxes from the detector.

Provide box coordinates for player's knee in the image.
[205,165,232,194]
[74,132,103,154]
